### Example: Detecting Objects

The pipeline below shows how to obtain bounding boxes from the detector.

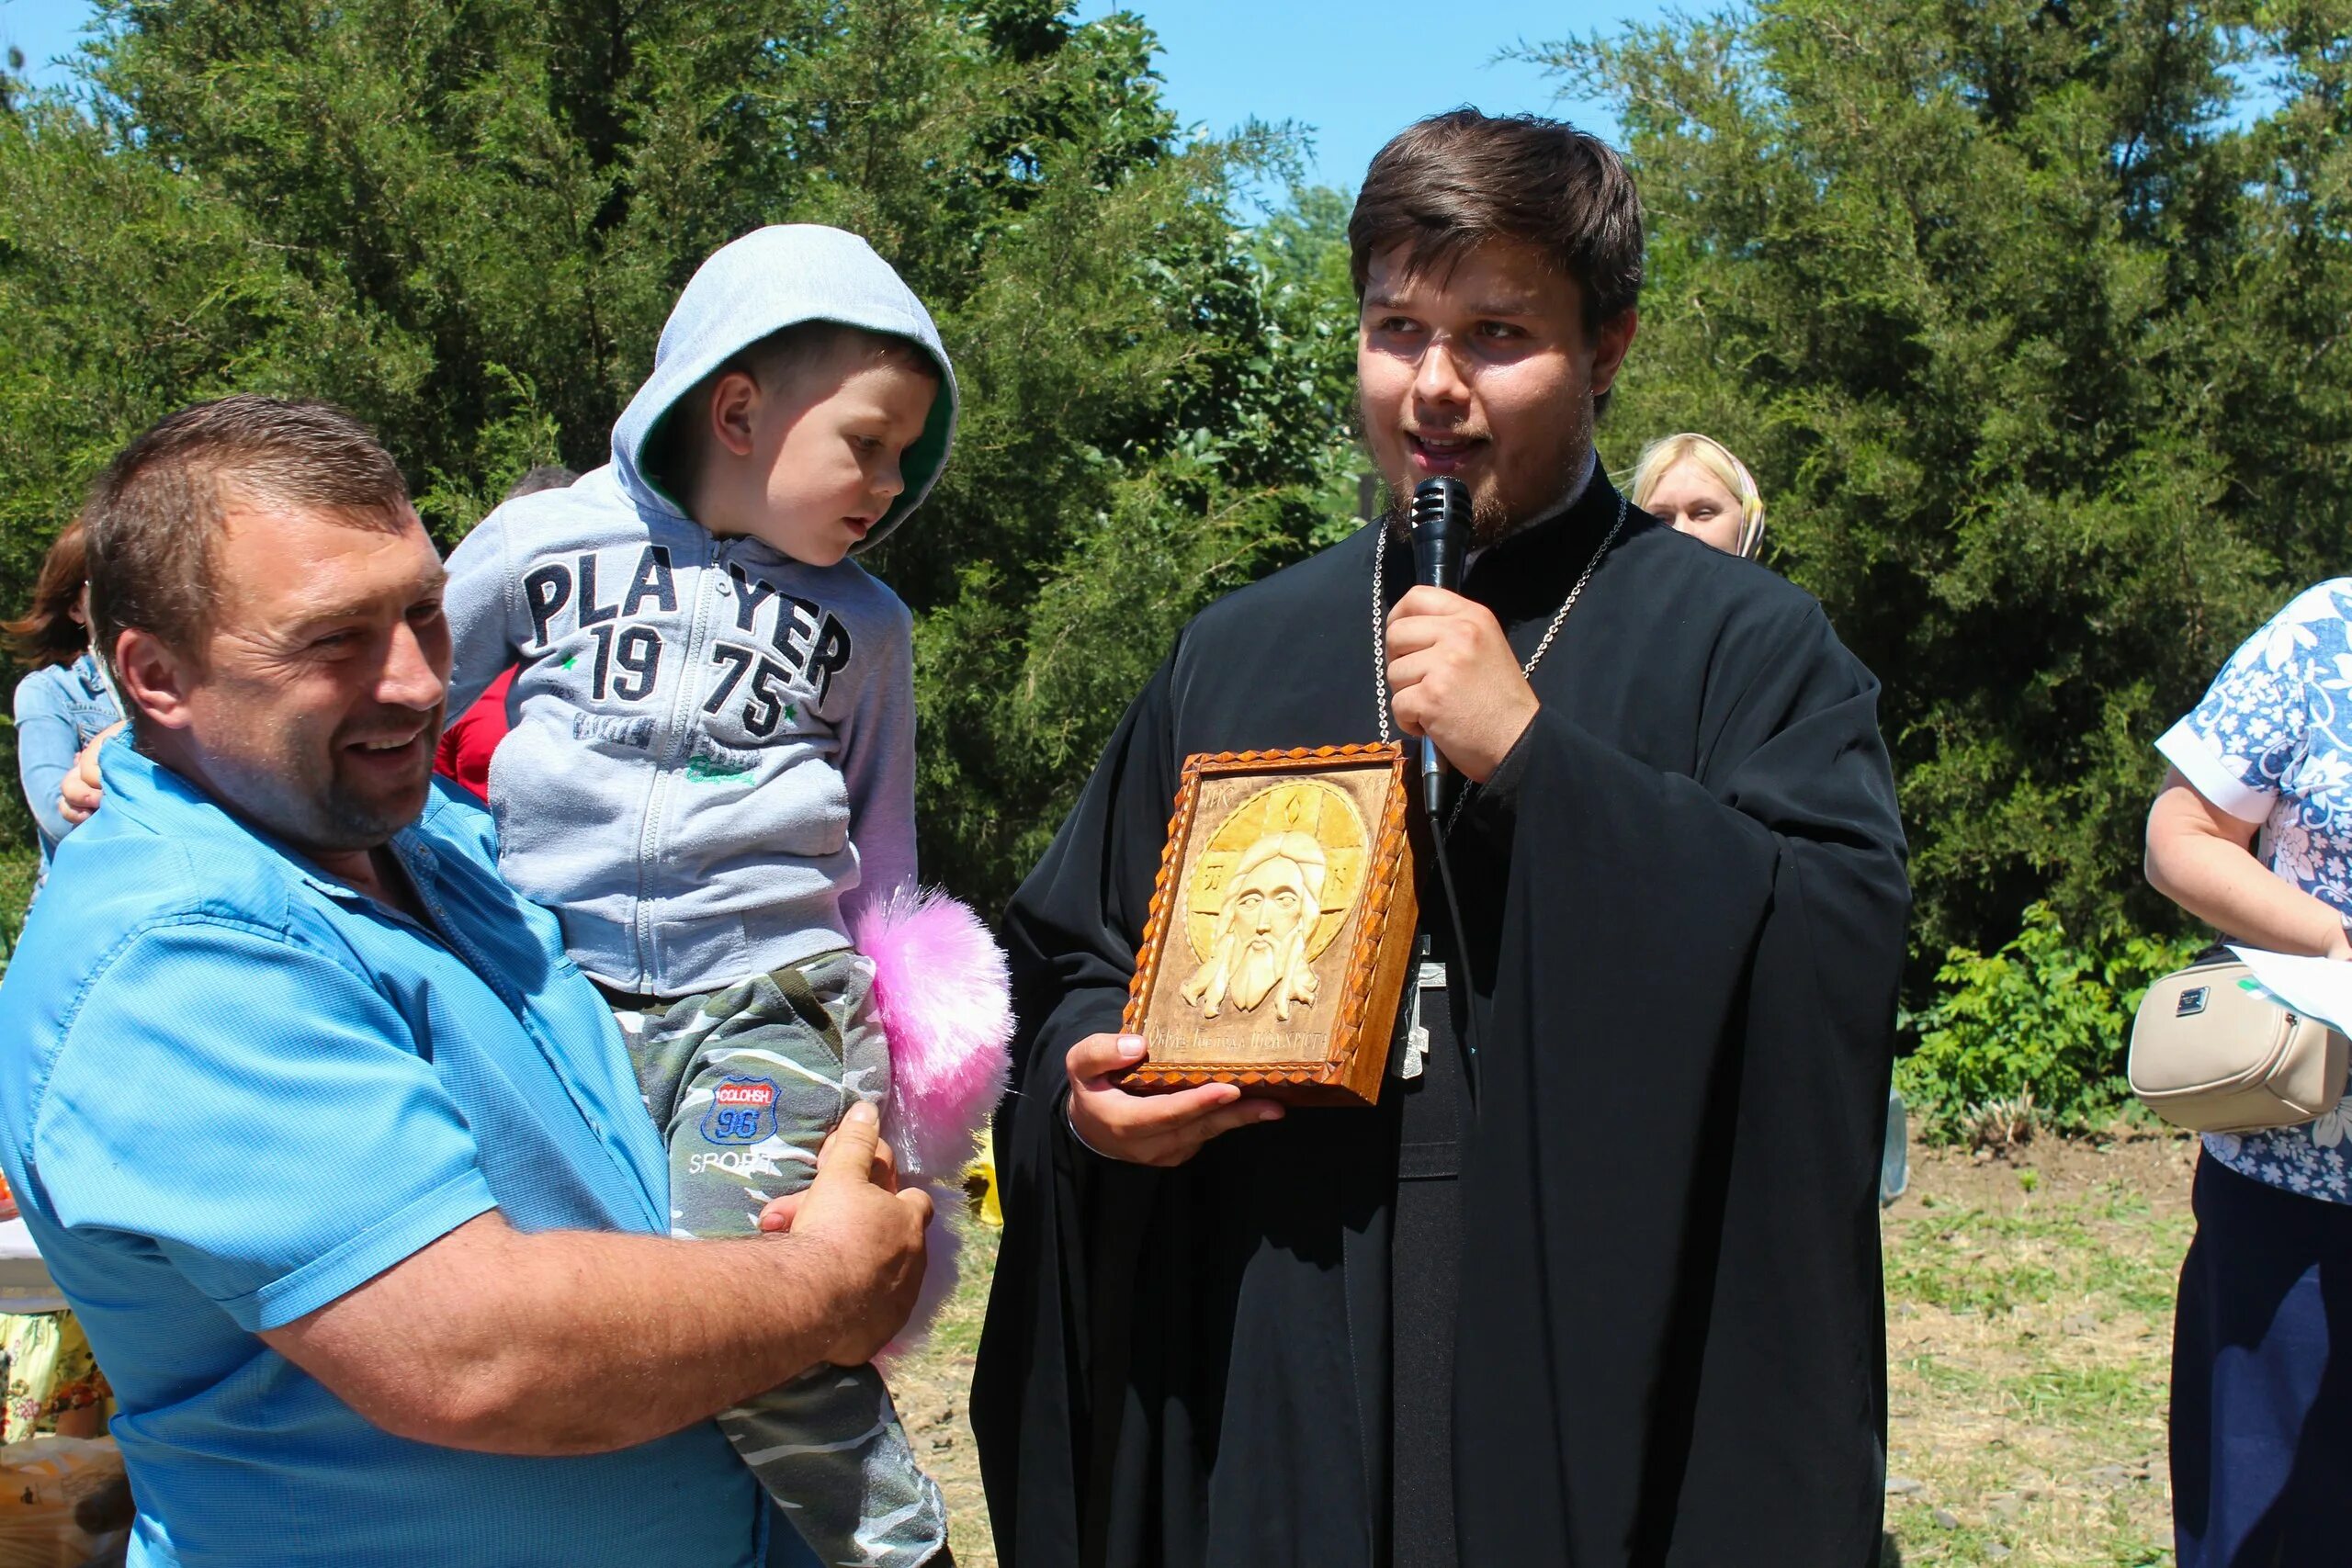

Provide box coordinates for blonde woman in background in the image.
[1629,432,1767,559]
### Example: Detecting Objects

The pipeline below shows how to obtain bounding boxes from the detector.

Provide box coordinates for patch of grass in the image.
[1900,1351,1999,1402]
[892,1211,1002,1567]
[920,1216,998,1362]
[2083,1242,2191,1316]
[1884,1190,2192,1327]
[2006,1362,2157,1427]
[1886,1222,2067,1316]
[1886,1497,2023,1563]
[2089,1182,2154,1223]
[1883,1145,2183,1566]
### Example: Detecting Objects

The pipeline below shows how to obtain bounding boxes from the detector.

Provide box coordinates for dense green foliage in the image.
[1896,904,2199,1136]
[0,0,1361,910]
[1541,0,2352,964]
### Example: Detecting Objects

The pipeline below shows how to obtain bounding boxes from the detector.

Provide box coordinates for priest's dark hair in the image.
[1348,108,1645,412]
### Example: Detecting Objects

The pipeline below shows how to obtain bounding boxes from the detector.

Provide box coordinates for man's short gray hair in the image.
[83,395,412,662]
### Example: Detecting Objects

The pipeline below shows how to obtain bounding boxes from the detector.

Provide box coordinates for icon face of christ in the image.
[1181,830,1326,1021]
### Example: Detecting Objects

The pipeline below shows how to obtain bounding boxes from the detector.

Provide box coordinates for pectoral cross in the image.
[1401,937,1446,1080]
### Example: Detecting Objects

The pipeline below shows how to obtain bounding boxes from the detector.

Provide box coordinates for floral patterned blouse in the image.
[2160,578,2352,1203]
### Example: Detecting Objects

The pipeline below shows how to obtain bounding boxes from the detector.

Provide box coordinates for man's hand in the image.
[57,720,124,827]
[753,1111,900,1233]
[1385,587,1535,783]
[763,1101,932,1367]
[1065,1032,1283,1168]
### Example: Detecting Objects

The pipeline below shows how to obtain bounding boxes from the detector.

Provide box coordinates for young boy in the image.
[443,225,958,1566]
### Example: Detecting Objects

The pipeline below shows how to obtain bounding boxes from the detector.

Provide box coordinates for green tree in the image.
[1534,0,2352,969]
[0,0,1362,913]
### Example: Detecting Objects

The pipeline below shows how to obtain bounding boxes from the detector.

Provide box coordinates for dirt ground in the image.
[897,1125,2205,1568]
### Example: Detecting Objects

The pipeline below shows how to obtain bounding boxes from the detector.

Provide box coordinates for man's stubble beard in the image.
[197,705,444,858]
[319,762,435,847]
[1371,393,1595,550]
[317,708,447,849]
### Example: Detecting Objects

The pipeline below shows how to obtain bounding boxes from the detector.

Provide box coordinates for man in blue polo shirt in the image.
[0,396,933,1567]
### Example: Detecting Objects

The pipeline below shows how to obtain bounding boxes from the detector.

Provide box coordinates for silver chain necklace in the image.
[1374,493,1628,825]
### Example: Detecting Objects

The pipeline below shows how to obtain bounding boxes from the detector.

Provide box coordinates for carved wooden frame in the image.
[1117,743,1419,1107]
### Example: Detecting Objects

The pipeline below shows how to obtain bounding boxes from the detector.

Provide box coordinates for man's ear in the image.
[1589,308,1639,400]
[113,626,197,734]
[706,369,762,460]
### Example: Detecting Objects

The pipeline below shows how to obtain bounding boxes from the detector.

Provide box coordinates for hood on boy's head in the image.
[611,224,959,554]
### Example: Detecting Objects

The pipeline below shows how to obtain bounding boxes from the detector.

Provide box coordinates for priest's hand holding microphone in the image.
[1063,478,1538,1167]
[1388,476,1541,794]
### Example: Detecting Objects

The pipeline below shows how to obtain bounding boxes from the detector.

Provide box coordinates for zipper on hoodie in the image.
[627,529,725,989]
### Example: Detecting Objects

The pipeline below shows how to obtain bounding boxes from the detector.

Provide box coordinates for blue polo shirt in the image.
[0,739,763,1567]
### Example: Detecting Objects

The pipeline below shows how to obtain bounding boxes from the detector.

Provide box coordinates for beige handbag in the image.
[2129,951,2349,1133]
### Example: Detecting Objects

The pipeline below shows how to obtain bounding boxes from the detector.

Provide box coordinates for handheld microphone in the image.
[1408,477,1468,817]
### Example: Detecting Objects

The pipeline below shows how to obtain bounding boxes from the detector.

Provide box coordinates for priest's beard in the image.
[1376,400,1595,549]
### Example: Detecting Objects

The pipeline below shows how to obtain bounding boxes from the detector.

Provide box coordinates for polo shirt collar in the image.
[96,735,447,912]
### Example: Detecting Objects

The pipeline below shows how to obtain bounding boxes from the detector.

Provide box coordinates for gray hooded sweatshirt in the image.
[444,225,958,998]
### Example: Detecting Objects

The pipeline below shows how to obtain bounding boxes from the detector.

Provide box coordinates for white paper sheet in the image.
[2226,945,2352,1035]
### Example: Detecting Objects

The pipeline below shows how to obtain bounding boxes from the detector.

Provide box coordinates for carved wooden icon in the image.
[1119,744,1419,1106]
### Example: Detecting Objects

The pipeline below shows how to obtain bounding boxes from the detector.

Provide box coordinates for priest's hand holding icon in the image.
[1064,1032,1285,1167]
[1384,586,1538,783]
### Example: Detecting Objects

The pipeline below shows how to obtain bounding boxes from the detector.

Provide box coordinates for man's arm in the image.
[36,922,926,1457]
[260,1101,930,1456]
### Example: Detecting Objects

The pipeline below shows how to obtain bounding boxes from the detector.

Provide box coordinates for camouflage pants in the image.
[607,950,948,1567]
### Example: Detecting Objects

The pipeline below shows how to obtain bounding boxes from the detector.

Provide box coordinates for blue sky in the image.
[2,0,1667,192]
[1069,1,1672,193]
[0,0,85,84]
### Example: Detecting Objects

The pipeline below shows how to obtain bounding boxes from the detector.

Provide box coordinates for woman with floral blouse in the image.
[2145,580,2352,1565]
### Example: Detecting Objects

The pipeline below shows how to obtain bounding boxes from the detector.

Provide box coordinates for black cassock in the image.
[971,468,1910,1567]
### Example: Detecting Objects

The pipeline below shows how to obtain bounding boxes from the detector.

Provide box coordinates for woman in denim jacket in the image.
[7,521,123,873]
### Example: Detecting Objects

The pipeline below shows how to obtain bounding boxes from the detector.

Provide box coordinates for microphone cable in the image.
[1408,478,1482,1104]
[1428,800,1482,1106]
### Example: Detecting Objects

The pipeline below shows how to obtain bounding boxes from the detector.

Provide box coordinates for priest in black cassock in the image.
[971,108,1910,1568]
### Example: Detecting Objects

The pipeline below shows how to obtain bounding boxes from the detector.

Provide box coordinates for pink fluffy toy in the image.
[852,885,1014,1353]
